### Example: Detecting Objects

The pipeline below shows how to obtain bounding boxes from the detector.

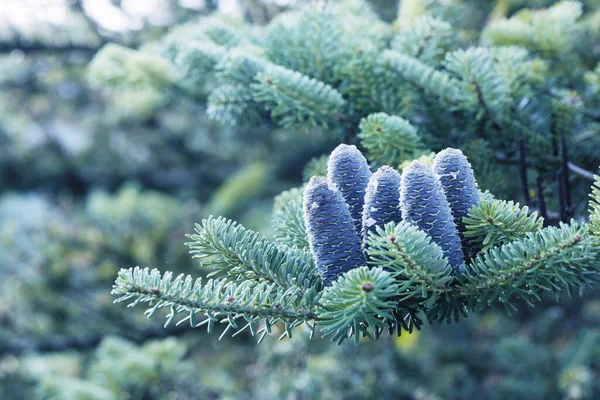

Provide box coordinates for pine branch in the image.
[317,267,399,345]
[463,222,600,310]
[463,199,544,253]
[358,113,425,168]
[367,222,453,304]
[186,216,322,291]
[382,50,460,105]
[113,267,320,341]
[251,64,346,130]
[390,16,453,65]
[272,187,310,250]
[536,175,548,225]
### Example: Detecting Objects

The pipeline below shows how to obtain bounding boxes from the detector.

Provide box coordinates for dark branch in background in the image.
[557,169,568,223]
[519,137,531,206]
[536,175,548,226]
[568,162,596,181]
[560,133,573,215]
[473,81,492,140]
[0,41,101,54]
[495,152,596,181]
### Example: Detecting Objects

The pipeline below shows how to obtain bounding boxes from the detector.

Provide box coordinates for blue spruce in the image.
[432,148,481,235]
[400,161,465,271]
[303,176,366,285]
[362,166,402,243]
[327,144,371,233]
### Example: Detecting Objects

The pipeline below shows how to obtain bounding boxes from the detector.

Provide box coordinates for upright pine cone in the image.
[400,161,464,271]
[327,144,372,233]
[432,148,480,236]
[303,177,366,285]
[362,166,402,243]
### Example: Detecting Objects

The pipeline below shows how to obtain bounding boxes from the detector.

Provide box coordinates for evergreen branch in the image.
[264,3,344,84]
[337,45,406,118]
[251,64,346,130]
[206,84,265,126]
[463,222,600,310]
[382,50,460,105]
[568,162,597,181]
[302,155,328,182]
[186,216,322,291]
[317,267,399,344]
[214,47,267,87]
[443,47,510,124]
[112,267,320,340]
[366,222,453,305]
[390,16,453,65]
[272,187,310,250]
[463,199,544,253]
[173,41,226,96]
[358,113,425,168]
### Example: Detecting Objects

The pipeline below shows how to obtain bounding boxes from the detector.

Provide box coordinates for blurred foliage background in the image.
[2,0,600,399]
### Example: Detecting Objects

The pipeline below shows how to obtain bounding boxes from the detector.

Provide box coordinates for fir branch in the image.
[366,222,453,304]
[251,64,345,130]
[463,222,600,310]
[186,216,322,291]
[390,16,453,65]
[206,84,265,126]
[358,113,425,168]
[112,267,320,341]
[173,41,226,96]
[382,50,460,105]
[272,187,309,250]
[463,199,544,253]
[317,266,399,344]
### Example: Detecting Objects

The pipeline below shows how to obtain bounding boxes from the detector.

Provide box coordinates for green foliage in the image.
[367,222,453,304]
[87,1,600,209]
[264,4,345,84]
[382,49,460,105]
[252,64,345,130]
[318,267,399,344]
[32,336,207,400]
[88,44,177,115]
[272,187,309,250]
[302,155,328,182]
[186,216,321,291]
[358,112,426,167]
[465,221,600,310]
[173,41,226,96]
[482,1,583,55]
[391,16,455,65]
[112,266,320,341]
[463,199,544,252]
